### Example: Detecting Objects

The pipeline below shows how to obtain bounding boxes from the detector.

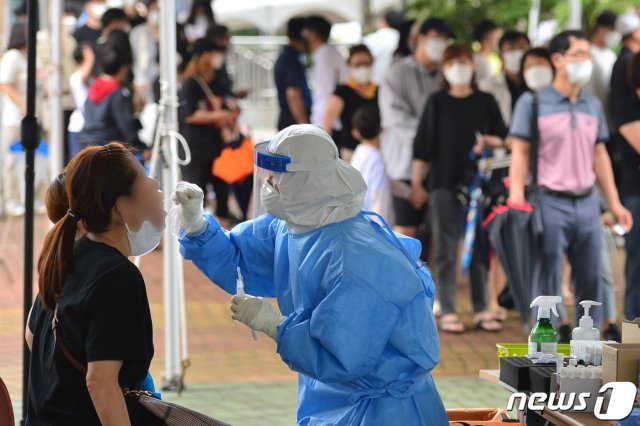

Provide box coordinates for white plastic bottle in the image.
[572,300,602,341]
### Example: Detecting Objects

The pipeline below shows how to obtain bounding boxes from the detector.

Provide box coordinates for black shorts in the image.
[392,180,427,227]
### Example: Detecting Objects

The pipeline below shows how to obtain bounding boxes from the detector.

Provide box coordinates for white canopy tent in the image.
[212,0,403,34]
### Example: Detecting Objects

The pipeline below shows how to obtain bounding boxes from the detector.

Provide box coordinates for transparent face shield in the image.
[253,141,292,239]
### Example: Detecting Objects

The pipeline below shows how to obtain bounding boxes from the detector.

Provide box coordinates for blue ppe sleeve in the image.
[277,272,402,384]
[178,214,277,297]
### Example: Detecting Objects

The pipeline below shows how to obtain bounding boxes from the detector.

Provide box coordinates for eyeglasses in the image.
[563,52,592,61]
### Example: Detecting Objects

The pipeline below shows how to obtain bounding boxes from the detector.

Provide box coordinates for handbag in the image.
[212,136,254,184]
[51,306,230,426]
[0,376,14,426]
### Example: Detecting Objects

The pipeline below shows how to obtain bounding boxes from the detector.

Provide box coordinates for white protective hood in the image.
[265,125,367,234]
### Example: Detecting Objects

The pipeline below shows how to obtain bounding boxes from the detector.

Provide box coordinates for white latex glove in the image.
[171,182,207,235]
[230,295,285,342]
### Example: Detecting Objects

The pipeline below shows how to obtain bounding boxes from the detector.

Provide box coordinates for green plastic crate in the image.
[496,343,571,366]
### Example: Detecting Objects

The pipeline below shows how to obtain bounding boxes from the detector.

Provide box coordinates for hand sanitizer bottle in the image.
[572,300,602,341]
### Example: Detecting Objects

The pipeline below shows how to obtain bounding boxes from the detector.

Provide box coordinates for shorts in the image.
[392,180,426,227]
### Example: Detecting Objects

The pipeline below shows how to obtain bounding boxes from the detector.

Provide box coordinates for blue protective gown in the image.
[179,212,447,425]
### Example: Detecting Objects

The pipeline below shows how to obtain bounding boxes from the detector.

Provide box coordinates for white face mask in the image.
[444,63,474,86]
[147,11,159,25]
[195,15,209,28]
[566,59,593,87]
[503,49,525,74]
[210,54,225,70]
[524,66,553,91]
[351,66,372,84]
[424,38,448,63]
[63,16,77,34]
[91,3,107,19]
[126,220,163,257]
[604,31,622,49]
[261,181,286,220]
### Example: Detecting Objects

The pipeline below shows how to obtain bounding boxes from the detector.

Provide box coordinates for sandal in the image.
[473,317,503,332]
[491,308,508,322]
[439,315,466,334]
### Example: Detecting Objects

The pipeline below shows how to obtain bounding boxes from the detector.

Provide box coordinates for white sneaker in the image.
[6,201,25,217]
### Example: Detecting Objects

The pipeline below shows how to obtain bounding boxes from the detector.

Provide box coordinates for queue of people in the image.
[273,10,640,341]
[4,3,640,425]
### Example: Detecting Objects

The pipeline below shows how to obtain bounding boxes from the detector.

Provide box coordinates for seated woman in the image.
[25,142,165,425]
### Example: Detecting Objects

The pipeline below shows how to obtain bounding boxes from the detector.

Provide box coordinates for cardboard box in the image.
[622,319,640,343]
[601,343,640,384]
[557,376,602,412]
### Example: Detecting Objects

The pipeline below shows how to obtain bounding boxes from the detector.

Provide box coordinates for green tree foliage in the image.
[406,0,637,43]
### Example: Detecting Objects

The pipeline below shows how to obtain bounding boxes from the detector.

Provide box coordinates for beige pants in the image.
[0,126,22,206]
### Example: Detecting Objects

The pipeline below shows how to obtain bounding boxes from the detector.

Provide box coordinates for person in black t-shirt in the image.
[615,52,640,321]
[411,44,507,334]
[322,44,379,162]
[73,1,106,47]
[178,38,237,219]
[25,142,165,425]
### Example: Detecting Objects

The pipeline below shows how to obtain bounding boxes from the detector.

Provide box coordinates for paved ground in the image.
[1,215,626,424]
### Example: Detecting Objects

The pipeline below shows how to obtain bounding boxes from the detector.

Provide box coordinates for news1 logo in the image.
[507,382,637,420]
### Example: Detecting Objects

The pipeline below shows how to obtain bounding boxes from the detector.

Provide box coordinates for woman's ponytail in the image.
[37,210,80,310]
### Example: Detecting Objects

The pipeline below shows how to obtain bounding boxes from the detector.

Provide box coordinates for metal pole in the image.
[48,0,64,177]
[159,0,186,391]
[21,0,40,423]
[567,0,582,30]
[2,0,13,49]
[528,0,540,46]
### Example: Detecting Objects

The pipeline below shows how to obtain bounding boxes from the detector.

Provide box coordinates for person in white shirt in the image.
[350,105,394,226]
[303,15,348,127]
[478,31,530,126]
[378,17,453,237]
[68,43,95,158]
[585,11,620,128]
[0,23,28,217]
[129,0,160,104]
[363,11,402,84]
[182,0,215,44]
[473,20,501,82]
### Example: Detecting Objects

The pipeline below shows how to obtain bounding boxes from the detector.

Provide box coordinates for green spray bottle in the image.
[528,295,563,355]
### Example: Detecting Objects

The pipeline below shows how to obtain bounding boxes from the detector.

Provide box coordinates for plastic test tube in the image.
[236,267,258,341]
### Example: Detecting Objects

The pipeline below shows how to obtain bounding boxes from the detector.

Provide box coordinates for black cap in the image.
[191,38,225,57]
[384,10,405,30]
[420,17,455,39]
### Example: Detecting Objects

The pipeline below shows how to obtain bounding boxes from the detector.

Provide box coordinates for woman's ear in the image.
[112,197,128,227]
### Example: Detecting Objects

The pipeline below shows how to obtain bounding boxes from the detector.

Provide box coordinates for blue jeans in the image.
[68,131,82,159]
[624,195,640,320]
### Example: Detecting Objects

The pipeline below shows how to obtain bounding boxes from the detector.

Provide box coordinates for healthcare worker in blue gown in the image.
[172,124,447,425]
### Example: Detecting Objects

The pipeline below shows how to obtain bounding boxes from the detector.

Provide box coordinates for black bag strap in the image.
[530,92,540,189]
